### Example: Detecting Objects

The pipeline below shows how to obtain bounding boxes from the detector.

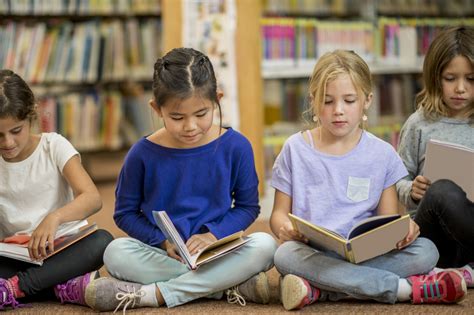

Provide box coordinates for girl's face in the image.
[155,95,215,148]
[441,55,474,119]
[0,116,34,162]
[317,73,371,141]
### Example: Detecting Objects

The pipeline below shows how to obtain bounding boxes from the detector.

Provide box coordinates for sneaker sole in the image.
[255,272,270,304]
[84,277,102,310]
[280,274,309,310]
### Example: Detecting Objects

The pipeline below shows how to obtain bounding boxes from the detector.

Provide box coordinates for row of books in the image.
[261,17,474,67]
[377,0,472,16]
[0,0,161,15]
[0,19,162,83]
[262,18,374,67]
[263,0,358,16]
[263,0,472,17]
[35,89,156,151]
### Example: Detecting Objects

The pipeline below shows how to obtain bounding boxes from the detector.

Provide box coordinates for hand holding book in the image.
[396,218,420,249]
[186,232,218,255]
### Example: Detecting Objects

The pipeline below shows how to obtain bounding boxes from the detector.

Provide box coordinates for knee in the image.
[409,237,439,272]
[103,238,138,271]
[425,179,464,204]
[92,229,114,251]
[274,241,299,271]
[247,232,278,266]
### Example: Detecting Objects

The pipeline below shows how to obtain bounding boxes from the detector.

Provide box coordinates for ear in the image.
[216,90,224,103]
[364,93,373,111]
[149,99,162,117]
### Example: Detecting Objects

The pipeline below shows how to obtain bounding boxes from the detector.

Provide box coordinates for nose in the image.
[0,134,14,148]
[455,80,466,94]
[334,101,344,115]
[183,118,197,131]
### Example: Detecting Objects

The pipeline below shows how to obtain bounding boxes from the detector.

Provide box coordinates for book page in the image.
[153,211,193,268]
[288,214,348,259]
[349,214,410,263]
[348,214,401,239]
[424,139,474,200]
[195,236,249,266]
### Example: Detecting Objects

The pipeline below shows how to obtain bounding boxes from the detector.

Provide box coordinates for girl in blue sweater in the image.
[85,48,277,312]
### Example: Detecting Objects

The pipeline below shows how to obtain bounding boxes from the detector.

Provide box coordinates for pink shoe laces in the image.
[0,279,21,310]
[54,273,91,305]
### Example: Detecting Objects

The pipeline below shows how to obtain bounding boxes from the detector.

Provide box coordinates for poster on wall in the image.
[182,0,239,129]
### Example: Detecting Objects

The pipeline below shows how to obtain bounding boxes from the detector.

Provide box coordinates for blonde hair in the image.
[416,26,474,121]
[306,50,372,126]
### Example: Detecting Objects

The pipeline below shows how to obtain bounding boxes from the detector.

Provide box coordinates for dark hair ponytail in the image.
[0,69,37,121]
[152,48,222,127]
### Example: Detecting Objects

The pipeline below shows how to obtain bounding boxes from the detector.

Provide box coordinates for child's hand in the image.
[396,218,420,249]
[186,232,217,255]
[278,221,308,243]
[28,213,61,260]
[411,175,431,201]
[163,240,184,263]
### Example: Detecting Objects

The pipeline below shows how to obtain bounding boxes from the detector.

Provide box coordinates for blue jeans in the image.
[415,179,474,268]
[104,232,277,307]
[274,237,438,304]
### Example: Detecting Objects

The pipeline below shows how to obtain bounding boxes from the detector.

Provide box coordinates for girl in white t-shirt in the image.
[0,69,113,310]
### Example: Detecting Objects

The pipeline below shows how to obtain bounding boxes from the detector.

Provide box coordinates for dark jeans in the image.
[0,229,113,300]
[414,179,474,268]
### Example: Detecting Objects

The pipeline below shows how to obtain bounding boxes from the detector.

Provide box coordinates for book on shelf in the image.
[288,213,410,264]
[423,139,474,201]
[0,221,97,265]
[153,210,249,270]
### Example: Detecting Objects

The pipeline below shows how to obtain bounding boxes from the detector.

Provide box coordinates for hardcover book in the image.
[153,210,249,270]
[423,139,473,201]
[289,213,410,263]
[0,221,97,265]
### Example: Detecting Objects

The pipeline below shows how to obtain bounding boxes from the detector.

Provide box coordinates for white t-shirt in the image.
[0,132,78,239]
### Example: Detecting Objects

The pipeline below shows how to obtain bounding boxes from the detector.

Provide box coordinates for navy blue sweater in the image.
[114,128,260,246]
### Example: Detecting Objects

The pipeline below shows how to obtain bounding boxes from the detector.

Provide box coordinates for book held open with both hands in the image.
[153,210,249,270]
[0,220,98,265]
[289,213,410,264]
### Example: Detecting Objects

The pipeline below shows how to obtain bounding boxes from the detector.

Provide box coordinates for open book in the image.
[289,213,410,263]
[423,139,473,201]
[153,210,249,270]
[0,221,97,265]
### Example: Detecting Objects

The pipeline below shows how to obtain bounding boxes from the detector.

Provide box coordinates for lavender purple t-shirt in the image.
[271,130,408,238]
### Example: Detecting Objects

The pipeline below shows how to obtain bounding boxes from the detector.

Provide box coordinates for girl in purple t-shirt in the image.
[270,50,467,310]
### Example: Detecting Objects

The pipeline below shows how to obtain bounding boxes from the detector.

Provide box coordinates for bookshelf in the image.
[261,0,474,180]
[0,0,162,153]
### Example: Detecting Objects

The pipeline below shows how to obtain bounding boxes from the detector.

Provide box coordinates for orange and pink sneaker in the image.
[409,269,467,304]
[280,274,320,310]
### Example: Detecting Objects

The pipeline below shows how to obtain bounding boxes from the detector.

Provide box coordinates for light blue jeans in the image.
[274,237,439,304]
[104,232,277,307]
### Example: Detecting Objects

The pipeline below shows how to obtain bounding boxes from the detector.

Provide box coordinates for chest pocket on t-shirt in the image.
[347,176,370,202]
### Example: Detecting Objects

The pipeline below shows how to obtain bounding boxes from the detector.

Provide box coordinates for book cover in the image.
[0,221,96,265]
[289,213,410,263]
[423,139,474,201]
[152,210,249,270]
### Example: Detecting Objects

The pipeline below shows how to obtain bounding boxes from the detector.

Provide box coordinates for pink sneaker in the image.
[280,274,320,310]
[409,269,467,304]
[0,278,21,310]
[54,271,99,305]
[457,265,473,288]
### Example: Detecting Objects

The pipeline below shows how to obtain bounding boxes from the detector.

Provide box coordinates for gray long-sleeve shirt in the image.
[396,109,474,214]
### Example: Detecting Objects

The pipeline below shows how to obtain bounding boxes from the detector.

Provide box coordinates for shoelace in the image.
[55,279,80,304]
[113,285,146,315]
[0,284,21,310]
[226,287,246,306]
[420,279,442,301]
